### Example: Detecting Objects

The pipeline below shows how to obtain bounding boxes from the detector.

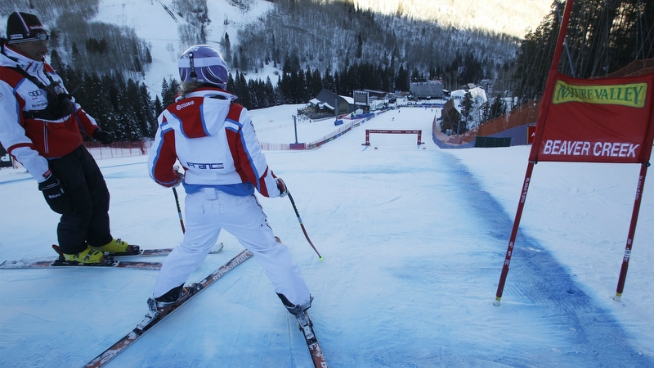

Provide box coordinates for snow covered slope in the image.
[1,106,653,367]
[90,0,273,96]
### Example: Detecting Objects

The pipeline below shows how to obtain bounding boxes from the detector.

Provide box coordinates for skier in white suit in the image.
[147,45,312,316]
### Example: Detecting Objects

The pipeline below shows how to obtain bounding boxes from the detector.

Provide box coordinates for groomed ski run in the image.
[83,249,254,368]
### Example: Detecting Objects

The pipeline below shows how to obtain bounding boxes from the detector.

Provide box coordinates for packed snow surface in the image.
[1,106,654,367]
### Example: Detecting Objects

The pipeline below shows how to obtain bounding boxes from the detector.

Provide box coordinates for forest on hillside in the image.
[511,0,654,104]
[1,0,151,78]
[228,0,518,91]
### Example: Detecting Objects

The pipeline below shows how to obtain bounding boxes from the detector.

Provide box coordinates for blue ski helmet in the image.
[178,45,228,89]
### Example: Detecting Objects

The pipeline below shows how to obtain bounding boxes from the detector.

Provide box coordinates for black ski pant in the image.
[46,145,112,254]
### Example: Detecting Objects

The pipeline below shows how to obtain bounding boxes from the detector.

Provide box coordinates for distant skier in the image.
[147,45,313,317]
[0,12,131,263]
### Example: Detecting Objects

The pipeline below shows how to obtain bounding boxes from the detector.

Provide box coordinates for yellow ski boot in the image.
[62,246,105,264]
[93,238,135,254]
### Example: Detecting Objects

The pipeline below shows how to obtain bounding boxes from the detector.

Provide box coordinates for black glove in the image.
[38,173,72,214]
[276,177,288,198]
[93,129,113,145]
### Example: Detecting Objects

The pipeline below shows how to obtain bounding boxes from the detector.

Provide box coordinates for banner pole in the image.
[528,0,575,162]
[613,162,650,302]
[494,162,535,306]
[494,0,575,306]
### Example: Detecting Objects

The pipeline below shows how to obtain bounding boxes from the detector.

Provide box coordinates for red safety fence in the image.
[84,140,152,160]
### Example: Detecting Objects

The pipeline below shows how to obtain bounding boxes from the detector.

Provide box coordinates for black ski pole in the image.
[172,187,186,234]
[287,191,323,260]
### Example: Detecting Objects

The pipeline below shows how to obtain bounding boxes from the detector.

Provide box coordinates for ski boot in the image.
[61,246,105,264]
[278,293,313,316]
[147,285,190,315]
[93,238,138,255]
[279,294,313,324]
[278,294,316,340]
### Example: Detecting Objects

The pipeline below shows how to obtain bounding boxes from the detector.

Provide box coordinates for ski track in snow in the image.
[440,152,653,367]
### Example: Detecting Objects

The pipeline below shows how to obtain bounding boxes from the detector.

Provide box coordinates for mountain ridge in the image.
[0,0,552,96]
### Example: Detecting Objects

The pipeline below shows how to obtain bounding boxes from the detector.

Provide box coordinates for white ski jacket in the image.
[148,87,283,198]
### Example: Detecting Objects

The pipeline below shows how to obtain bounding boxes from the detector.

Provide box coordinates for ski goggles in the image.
[8,31,49,44]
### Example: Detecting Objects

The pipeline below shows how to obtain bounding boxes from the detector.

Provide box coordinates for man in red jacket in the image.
[0,12,132,263]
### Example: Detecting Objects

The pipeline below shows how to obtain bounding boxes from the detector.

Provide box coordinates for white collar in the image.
[1,43,45,74]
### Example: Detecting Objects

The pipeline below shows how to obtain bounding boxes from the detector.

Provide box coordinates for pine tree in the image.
[459,91,474,134]
[264,76,275,107]
[124,78,143,141]
[309,68,323,97]
[161,79,171,106]
[356,32,363,59]
[154,95,164,118]
[297,68,308,102]
[395,65,409,91]
[71,42,80,67]
[49,50,64,77]
[161,78,179,107]
[135,81,156,139]
[227,73,236,94]
[323,67,335,92]
[488,94,506,120]
[237,72,250,107]
[222,32,232,63]
[238,46,249,72]
[100,73,120,140]
[145,47,152,63]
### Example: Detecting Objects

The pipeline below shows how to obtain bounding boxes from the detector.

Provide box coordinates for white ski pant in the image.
[152,188,311,307]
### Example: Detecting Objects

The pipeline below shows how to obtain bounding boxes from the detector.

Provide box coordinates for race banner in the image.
[0,144,12,168]
[530,72,654,164]
[496,0,654,307]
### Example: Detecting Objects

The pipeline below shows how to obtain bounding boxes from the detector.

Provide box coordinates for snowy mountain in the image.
[1,0,552,97]
[88,0,275,96]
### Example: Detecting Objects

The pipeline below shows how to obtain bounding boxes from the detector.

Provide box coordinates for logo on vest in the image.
[176,101,195,110]
[187,162,224,169]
